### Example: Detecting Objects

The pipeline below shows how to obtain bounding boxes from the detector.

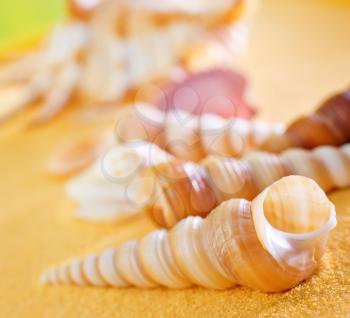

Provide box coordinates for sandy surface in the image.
[0,0,350,317]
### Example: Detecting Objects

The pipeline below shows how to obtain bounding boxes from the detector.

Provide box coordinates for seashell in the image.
[46,133,111,176]
[0,0,248,123]
[145,143,350,227]
[66,141,173,222]
[154,68,255,119]
[115,103,285,161]
[117,89,350,161]
[41,175,337,292]
[262,89,350,152]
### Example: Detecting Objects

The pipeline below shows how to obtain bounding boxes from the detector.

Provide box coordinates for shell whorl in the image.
[147,144,350,227]
[115,104,285,161]
[42,176,336,292]
[262,89,350,152]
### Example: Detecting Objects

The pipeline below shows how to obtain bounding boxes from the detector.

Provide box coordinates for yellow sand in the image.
[1,0,350,317]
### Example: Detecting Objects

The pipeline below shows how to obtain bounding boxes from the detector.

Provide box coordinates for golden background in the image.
[0,0,350,317]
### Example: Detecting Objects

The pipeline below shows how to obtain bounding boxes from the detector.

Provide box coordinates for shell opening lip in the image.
[257,177,337,240]
[263,202,337,241]
[252,176,338,253]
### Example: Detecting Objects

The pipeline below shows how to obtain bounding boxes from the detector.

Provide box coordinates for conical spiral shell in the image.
[42,176,336,292]
[114,90,350,160]
[115,103,285,161]
[262,89,350,152]
[146,144,350,227]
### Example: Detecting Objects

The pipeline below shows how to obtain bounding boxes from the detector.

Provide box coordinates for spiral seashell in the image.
[115,103,285,161]
[145,143,350,227]
[42,176,336,292]
[116,90,350,160]
[262,89,350,152]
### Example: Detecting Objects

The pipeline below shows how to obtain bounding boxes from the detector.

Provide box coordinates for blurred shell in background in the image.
[154,68,255,118]
[0,0,258,123]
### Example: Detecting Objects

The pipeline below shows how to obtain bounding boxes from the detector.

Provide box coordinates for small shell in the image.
[67,141,173,222]
[46,133,110,176]
[42,175,336,292]
[154,69,256,120]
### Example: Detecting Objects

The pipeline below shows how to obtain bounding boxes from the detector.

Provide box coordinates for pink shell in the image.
[154,68,256,119]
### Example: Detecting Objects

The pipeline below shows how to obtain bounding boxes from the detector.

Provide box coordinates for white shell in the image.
[67,141,173,222]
